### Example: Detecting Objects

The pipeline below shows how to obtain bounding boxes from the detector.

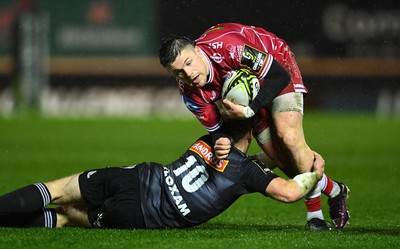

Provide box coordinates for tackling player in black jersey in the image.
[0,120,324,229]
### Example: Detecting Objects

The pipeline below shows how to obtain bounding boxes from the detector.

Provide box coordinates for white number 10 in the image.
[173,155,209,193]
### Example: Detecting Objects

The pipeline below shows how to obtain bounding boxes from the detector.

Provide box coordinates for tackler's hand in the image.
[214,137,231,160]
[311,151,325,180]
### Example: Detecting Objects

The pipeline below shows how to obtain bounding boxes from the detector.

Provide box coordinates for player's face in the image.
[167,46,209,88]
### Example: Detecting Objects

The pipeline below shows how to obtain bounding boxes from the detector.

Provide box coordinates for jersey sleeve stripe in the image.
[205,118,223,132]
[294,84,308,93]
[259,54,273,79]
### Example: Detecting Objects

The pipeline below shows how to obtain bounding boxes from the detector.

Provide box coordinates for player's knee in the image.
[54,206,71,227]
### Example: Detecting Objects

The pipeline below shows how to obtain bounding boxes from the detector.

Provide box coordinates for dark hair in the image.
[223,119,253,143]
[159,36,195,68]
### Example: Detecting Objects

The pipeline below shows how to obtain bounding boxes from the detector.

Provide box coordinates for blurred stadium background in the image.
[0,0,399,117]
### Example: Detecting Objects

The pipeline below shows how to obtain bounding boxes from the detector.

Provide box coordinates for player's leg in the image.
[0,182,52,214]
[271,92,349,229]
[276,43,349,228]
[54,204,91,228]
[0,173,84,228]
[270,93,313,173]
[44,173,85,205]
[0,173,84,213]
[272,93,330,229]
[253,102,330,230]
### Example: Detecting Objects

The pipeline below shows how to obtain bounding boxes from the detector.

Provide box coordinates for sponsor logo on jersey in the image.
[182,95,201,113]
[210,41,223,49]
[189,140,229,172]
[93,213,105,228]
[227,44,236,59]
[163,167,191,216]
[226,44,243,61]
[121,165,137,169]
[240,45,267,73]
[204,26,224,34]
[86,170,97,179]
[251,159,275,175]
[210,53,225,63]
[211,90,217,101]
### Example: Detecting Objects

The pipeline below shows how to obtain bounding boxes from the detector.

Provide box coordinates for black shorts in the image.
[78,165,145,229]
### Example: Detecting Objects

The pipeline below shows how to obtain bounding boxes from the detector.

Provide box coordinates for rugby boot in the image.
[328,182,350,229]
[306,218,332,231]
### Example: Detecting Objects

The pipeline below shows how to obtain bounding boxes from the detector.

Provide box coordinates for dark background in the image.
[0,0,399,113]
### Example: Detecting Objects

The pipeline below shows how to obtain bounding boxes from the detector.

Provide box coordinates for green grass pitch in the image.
[0,112,399,249]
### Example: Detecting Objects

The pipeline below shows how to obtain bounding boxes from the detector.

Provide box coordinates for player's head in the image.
[223,119,253,152]
[159,36,194,68]
[159,36,209,88]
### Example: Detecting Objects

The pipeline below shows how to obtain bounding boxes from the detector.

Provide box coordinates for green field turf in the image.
[0,112,399,249]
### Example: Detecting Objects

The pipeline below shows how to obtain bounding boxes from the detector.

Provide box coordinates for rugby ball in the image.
[222,69,260,106]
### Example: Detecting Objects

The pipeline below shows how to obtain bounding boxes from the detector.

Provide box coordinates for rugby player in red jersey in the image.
[159,23,349,230]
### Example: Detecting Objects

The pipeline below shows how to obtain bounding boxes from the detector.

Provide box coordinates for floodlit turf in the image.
[0,112,399,249]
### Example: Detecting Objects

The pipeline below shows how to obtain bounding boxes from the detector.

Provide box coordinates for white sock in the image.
[307,210,324,221]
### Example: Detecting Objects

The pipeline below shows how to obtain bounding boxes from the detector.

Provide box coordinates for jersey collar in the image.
[199,48,214,84]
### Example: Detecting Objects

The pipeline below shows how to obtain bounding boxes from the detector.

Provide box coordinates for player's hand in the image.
[222,99,246,119]
[214,137,231,159]
[311,151,325,180]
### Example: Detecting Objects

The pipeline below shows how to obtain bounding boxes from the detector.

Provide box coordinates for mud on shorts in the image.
[78,165,145,229]
[253,91,305,145]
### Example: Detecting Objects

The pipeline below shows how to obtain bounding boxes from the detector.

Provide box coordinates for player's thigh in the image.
[253,92,305,144]
[271,92,305,137]
[45,174,84,205]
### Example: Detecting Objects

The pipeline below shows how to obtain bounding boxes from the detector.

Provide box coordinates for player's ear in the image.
[194,46,202,55]
[247,130,253,142]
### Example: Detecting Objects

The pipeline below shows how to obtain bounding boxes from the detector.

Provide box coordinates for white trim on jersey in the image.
[294,84,308,93]
[259,55,274,80]
[200,49,214,84]
[205,118,223,132]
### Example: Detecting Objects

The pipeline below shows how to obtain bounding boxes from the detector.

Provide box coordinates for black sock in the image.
[0,208,57,228]
[0,183,52,214]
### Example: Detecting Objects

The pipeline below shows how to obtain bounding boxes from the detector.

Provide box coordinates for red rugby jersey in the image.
[178,23,307,132]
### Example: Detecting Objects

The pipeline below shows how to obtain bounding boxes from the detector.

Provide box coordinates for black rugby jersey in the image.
[137,135,278,229]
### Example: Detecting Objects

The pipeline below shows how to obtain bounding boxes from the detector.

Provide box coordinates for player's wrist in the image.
[243,106,255,118]
[293,172,318,196]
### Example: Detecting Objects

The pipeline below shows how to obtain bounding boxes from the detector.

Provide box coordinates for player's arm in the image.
[248,59,291,114]
[265,155,324,203]
[222,59,291,119]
